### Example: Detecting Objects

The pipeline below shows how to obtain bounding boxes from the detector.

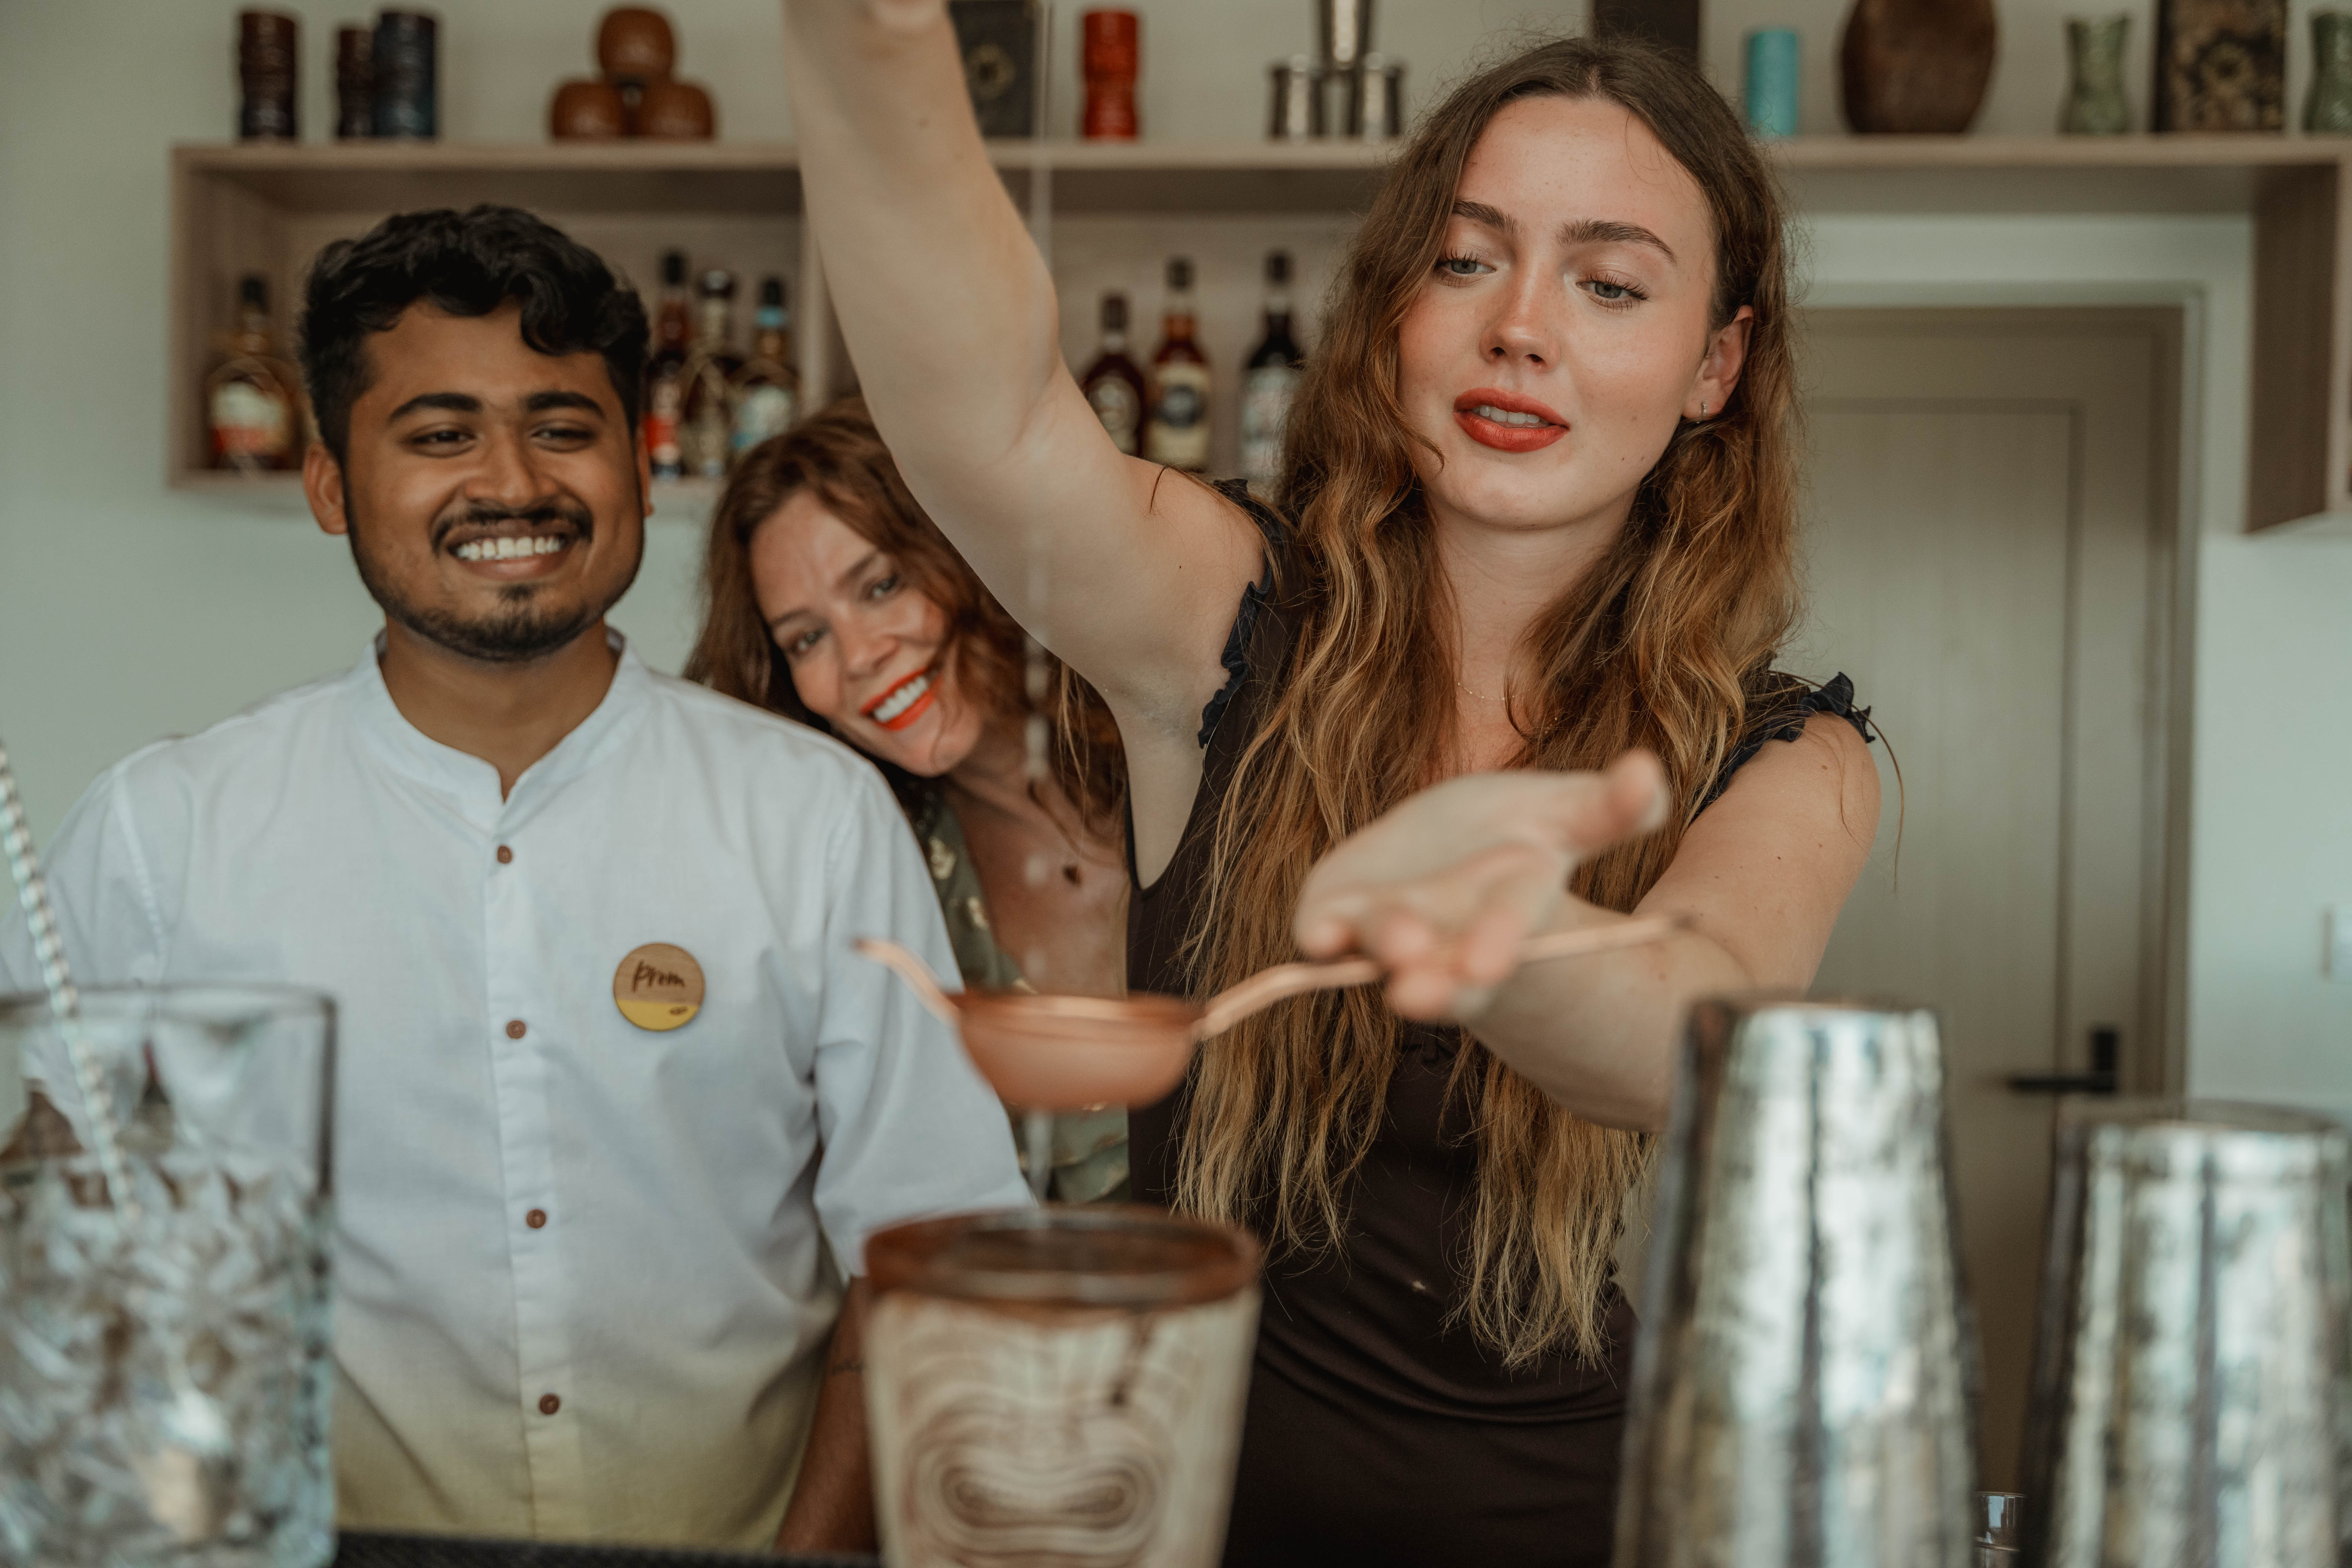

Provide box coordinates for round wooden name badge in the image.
[614,943,705,1032]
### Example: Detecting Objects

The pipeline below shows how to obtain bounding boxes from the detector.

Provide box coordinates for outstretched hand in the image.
[860,0,946,34]
[1293,752,1672,1022]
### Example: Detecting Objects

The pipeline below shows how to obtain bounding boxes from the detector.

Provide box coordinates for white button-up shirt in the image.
[0,637,1029,1548]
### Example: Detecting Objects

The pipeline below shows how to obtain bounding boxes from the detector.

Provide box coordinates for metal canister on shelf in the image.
[2019,1100,2352,1568]
[335,26,375,140]
[372,10,440,141]
[1614,997,1977,1568]
[1354,53,1404,139]
[1317,0,1374,71]
[236,10,299,142]
[1268,54,1323,140]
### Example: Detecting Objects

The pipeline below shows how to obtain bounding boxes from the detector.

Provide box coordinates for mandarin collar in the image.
[350,628,651,830]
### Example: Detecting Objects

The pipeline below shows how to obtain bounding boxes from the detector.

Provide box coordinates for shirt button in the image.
[526,1208,548,1229]
[538,1393,561,1416]
[496,846,513,865]
[506,1019,526,1040]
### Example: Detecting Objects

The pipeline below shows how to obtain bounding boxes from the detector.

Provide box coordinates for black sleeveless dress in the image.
[1126,484,1874,1568]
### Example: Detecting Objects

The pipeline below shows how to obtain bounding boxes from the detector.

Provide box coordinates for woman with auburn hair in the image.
[685,395,1129,1203]
[780,11,1879,1563]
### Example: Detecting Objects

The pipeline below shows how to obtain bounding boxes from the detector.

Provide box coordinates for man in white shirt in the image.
[0,206,1028,1551]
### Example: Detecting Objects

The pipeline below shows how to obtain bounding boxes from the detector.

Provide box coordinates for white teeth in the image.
[1472,403,1548,428]
[871,671,932,724]
[456,535,569,561]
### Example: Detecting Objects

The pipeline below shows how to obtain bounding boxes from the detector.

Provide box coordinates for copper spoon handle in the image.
[1192,913,1691,1042]
[851,937,964,1028]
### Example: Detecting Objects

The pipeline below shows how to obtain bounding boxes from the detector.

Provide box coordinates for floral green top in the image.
[908,787,1131,1203]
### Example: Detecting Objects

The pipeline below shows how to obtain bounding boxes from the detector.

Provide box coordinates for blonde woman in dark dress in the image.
[778,11,1881,1564]
[686,397,1129,1202]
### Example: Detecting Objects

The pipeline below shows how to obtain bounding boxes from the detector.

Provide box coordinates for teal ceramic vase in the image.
[2310,11,2352,133]
[2060,14,2132,133]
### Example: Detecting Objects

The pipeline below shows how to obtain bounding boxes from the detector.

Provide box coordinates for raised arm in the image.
[778,0,1261,843]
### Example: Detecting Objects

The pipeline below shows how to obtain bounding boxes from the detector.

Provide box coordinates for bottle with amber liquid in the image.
[207,274,303,474]
[730,276,800,458]
[1239,250,1304,491]
[1080,293,1148,456]
[680,270,744,479]
[644,251,692,480]
[1144,258,1211,472]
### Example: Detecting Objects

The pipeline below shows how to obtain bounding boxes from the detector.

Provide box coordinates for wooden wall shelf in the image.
[172,135,2352,527]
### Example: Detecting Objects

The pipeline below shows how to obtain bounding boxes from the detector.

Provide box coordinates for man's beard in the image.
[347,495,638,665]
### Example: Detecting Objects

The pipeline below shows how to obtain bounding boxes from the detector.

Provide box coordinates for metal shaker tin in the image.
[1355,53,1404,139]
[2019,1100,2352,1568]
[1615,996,1978,1568]
[1268,55,1323,140]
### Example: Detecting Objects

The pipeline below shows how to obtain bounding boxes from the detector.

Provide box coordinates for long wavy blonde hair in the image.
[1174,36,1801,1369]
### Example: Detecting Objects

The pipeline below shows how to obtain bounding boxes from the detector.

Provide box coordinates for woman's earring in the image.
[1700,401,1710,420]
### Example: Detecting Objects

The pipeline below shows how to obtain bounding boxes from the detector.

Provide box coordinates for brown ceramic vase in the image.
[549,78,628,139]
[634,77,716,138]
[1840,0,1998,133]
[596,6,676,87]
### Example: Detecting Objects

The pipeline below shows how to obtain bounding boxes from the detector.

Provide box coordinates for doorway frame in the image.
[1799,299,2196,1096]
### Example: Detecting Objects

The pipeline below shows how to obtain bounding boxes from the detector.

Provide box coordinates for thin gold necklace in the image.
[1456,676,1505,702]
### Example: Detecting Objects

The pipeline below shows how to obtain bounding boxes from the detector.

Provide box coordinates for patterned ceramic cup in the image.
[864,1207,1259,1568]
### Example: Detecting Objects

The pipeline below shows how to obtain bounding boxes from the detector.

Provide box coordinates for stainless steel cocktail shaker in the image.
[2019,1100,2352,1568]
[1615,996,1977,1568]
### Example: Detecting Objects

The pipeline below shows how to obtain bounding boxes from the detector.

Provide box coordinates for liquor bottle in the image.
[730,276,800,457]
[1079,292,1148,456]
[644,251,692,480]
[680,270,745,479]
[1239,250,1305,490]
[206,274,303,474]
[1144,257,1211,472]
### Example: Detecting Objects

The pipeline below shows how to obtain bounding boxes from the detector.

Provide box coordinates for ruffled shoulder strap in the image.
[1698,671,1876,813]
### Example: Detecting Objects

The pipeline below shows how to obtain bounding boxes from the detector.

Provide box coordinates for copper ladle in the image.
[856,914,1689,1113]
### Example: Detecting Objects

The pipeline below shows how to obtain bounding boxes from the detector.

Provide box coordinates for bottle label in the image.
[647,376,685,476]
[1146,363,1212,470]
[733,383,797,455]
[1087,376,1142,456]
[210,379,292,467]
[1239,364,1301,485]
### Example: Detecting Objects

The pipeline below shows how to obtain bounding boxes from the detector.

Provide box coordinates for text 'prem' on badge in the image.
[613,943,705,1032]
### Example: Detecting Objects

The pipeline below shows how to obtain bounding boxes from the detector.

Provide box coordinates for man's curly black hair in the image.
[298,205,649,464]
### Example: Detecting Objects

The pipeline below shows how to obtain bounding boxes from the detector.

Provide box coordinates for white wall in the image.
[2,0,2348,1098]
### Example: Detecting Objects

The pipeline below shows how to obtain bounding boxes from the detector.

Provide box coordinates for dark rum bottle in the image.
[1144,257,1211,472]
[1080,292,1148,457]
[1240,251,1304,491]
[644,252,693,480]
[680,270,744,479]
[206,274,303,473]
[730,276,800,457]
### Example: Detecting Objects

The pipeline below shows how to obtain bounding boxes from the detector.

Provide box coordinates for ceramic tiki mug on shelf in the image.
[2060,15,2132,133]
[2153,0,2287,130]
[2309,11,2352,133]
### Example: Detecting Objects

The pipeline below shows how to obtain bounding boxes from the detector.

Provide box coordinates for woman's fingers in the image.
[862,0,948,35]
[1292,751,1675,1009]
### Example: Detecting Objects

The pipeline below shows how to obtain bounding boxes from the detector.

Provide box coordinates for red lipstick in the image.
[861,668,938,733]
[1453,388,1568,453]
